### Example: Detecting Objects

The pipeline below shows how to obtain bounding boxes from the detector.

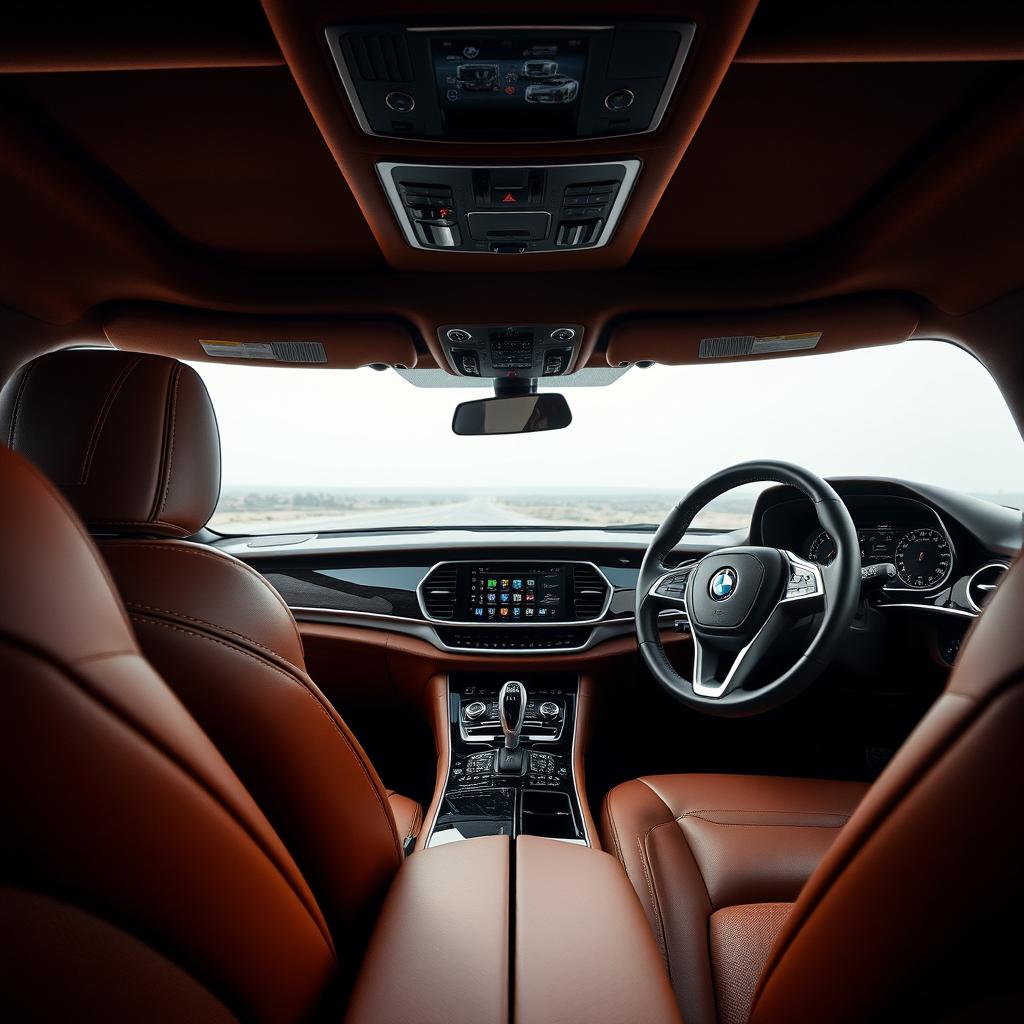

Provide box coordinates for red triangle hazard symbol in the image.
[501,192,517,203]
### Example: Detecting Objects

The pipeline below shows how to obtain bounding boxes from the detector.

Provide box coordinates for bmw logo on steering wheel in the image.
[709,567,738,601]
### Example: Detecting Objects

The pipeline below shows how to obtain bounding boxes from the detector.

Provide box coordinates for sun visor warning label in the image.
[199,340,327,364]
[699,331,822,359]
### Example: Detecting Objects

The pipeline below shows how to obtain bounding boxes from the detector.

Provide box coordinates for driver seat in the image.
[603,557,1024,1023]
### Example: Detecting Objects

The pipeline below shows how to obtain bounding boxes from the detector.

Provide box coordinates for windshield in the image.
[193,339,1023,535]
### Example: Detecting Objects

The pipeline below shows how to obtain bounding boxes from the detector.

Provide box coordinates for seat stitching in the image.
[676,810,852,828]
[112,542,304,651]
[636,833,669,959]
[78,354,144,485]
[602,791,625,863]
[131,615,403,866]
[124,601,289,662]
[155,364,182,520]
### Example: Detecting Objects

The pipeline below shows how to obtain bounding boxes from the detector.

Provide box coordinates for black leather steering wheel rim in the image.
[636,460,861,717]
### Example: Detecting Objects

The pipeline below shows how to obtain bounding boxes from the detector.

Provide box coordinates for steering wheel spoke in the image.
[691,606,788,698]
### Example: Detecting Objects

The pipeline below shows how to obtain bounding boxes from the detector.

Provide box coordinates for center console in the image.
[424,673,591,848]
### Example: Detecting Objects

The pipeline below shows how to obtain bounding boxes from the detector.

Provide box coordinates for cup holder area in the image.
[520,789,581,841]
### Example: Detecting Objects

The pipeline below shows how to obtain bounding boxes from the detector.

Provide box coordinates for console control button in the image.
[550,327,575,342]
[464,700,488,721]
[446,328,473,344]
[604,89,635,111]
[385,91,416,113]
[539,701,560,720]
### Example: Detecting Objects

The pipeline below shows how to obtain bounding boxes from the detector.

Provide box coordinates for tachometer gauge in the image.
[894,528,951,589]
[808,530,838,566]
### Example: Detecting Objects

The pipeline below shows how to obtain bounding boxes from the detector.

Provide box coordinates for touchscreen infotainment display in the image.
[431,36,588,116]
[467,565,567,622]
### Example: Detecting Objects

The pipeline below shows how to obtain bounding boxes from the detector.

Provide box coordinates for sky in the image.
[191,339,1024,497]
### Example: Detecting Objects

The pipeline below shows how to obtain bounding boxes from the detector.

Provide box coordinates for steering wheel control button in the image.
[385,91,416,113]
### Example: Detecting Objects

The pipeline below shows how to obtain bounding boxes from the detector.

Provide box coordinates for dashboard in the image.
[220,479,1020,664]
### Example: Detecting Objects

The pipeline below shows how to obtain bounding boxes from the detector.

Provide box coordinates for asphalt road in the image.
[213,495,554,534]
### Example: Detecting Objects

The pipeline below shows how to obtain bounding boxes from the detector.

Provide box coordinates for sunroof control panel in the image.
[378,161,640,254]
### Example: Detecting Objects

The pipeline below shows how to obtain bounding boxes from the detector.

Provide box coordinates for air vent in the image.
[421,564,458,619]
[572,565,609,621]
[346,33,414,83]
[967,562,1008,612]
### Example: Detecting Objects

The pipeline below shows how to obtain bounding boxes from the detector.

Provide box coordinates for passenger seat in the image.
[0,350,421,980]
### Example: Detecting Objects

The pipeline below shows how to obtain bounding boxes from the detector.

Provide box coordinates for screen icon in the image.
[512,593,522,603]
[513,607,521,617]
[474,607,484,617]
[501,579,510,588]
[487,578,498,589]
[526,578,536,587]
[525,607,534,617]
[500,607,509,617]
[501,593,510,603]
[525,592,534,602]
[487,593,496,603]
[512,579,523,589]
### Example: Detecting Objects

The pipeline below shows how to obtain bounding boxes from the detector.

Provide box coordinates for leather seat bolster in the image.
[99,536,405,963]
[387,791,424,845]
[601,774,868,1024]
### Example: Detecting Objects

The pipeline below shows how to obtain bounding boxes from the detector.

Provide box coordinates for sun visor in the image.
[102,305,419,369]
[605,295,920,366]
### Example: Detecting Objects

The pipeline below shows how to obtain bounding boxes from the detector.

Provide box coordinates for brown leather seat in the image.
[0,349,421,980]
[0,443,337,1021]
[604,560,1024,1023]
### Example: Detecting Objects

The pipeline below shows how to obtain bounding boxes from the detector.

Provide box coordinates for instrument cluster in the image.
[806,523,953,589]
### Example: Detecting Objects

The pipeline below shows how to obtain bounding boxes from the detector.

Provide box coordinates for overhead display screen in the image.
[432,36,588,116]
[464,565,567,622]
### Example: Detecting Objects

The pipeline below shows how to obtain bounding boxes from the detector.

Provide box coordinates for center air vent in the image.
[420,564,458,619]
[572,564,609,620]
[967,562,1008,612]
[345,33,414,83]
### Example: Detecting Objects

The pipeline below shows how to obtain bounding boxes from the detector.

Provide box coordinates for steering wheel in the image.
[636,460,861,717]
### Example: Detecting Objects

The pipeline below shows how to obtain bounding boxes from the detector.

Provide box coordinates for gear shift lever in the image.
[499,680,526,749]
[497,680,527,773]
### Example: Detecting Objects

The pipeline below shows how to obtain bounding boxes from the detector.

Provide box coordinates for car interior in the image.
[2,3,1024,1022]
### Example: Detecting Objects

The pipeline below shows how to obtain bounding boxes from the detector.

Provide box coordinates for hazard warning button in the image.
[491,187,527,205]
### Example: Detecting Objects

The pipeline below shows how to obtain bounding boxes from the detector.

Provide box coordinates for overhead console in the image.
[326,21,695,142]
[378,160,640,253]
[437,323,584,378]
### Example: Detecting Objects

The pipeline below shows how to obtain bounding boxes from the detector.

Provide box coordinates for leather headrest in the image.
[0,443,138,664]
[0,350,220,537]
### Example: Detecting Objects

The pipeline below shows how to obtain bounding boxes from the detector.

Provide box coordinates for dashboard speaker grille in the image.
[346,33,414,83]
[421,565,458,619]
[572,565,608,620]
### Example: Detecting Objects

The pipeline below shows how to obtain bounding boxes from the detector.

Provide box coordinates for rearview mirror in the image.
[451,393,572,436]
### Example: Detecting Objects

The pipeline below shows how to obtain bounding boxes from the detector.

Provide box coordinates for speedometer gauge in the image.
[808,530,837,566]
[894,528,951,589]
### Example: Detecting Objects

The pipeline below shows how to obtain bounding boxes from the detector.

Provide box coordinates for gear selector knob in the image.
[498,680,527,750]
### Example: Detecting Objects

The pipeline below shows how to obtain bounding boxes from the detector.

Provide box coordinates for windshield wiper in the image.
[604,523,661,531]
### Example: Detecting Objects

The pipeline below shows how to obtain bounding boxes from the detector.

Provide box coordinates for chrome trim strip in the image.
[415,559,615,626]
[325,24,694,142]
[880,603,977,619]
[376,159,641,253]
